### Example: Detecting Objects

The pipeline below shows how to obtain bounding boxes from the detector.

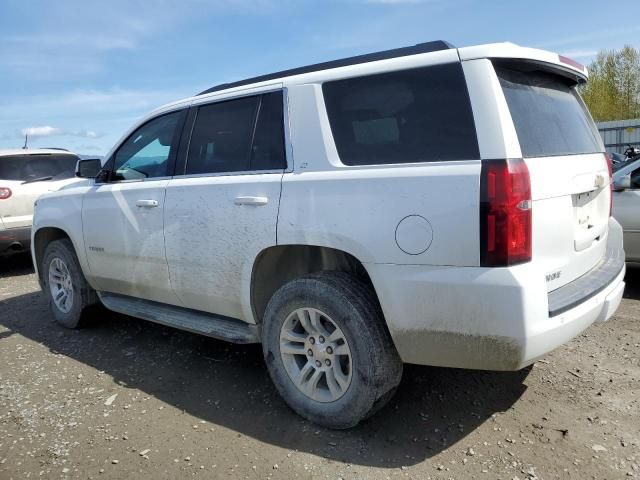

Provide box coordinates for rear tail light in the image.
[480,159,532,267]
[0,187,11,200]
[605,153,613,217]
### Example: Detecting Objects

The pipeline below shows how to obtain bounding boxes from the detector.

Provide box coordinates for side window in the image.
[112,112,181,181]
[631,167,640,189]
[322,63,480,166]
[185,91,286,175]
[251,91,286,170]
[187,96,258,175]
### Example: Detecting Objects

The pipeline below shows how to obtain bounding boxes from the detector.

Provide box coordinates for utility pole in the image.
[22,133,28,149]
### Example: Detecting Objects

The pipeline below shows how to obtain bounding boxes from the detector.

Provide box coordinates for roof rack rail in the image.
[40,147,70,152]
[197,40,455,96]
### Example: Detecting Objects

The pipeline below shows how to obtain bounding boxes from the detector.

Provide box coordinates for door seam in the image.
[161,184,186,306]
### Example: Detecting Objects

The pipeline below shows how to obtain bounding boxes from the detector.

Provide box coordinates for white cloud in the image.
[0,86,197,154]
[537,26,640,50]
[4,88,190,126]
[6,34,137,51]
[18,126,102,140]
[0,0,289,78]
[21,126,63,138]
[77,130,99,139]
[560,49,598,60]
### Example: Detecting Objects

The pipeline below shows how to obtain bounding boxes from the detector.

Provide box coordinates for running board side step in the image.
[98,293,259,344]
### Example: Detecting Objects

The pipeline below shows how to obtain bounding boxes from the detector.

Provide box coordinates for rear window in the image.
[0,153,80,181]
[496,66,603,158]
[322,63,480,166]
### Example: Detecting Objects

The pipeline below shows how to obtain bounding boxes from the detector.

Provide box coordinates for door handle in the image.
[135,199,159,208]
[234,196,268,206]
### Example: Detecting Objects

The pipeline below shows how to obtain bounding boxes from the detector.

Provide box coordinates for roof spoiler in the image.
[459,43,588,82]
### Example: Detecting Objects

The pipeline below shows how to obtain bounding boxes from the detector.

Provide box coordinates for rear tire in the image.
[262,271,402,429]
[42,238,98,328]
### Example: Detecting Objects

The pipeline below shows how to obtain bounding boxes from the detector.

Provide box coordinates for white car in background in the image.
[0,149,83,256]
[613,156,640,261]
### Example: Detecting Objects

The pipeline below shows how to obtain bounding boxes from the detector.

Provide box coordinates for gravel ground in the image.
[0,253,638,480]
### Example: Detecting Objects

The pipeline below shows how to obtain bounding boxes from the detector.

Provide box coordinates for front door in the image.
[82,110,185,304]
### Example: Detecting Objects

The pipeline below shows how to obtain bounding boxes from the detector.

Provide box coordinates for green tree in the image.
[580,45,640,121]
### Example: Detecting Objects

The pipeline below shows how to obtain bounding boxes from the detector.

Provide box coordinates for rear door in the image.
[0,153,79,229]
[164,90,286,321]
[495,63,609,291]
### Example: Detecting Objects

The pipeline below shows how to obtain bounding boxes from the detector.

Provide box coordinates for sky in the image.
[1,0,639,155]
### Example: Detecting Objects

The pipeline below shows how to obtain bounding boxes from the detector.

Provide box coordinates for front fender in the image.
[32,187,93,287]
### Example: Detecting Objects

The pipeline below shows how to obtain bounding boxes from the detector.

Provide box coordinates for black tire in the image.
[262,271,403,429]
[42,238,98,328]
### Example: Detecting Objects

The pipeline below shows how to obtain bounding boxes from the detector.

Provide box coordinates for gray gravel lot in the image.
[0,253,638,479]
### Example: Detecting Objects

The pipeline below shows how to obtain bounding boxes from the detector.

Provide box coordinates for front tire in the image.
[42,239,97,328]
[262,272,402,429]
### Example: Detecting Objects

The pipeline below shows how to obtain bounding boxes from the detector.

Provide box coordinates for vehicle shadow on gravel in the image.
[623,265,640,300]
[0,253,34,278]
[0,289,530,468]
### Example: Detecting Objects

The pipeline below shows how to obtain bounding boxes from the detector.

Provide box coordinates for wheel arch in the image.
[250,244,380,325]
[33,227,73,288]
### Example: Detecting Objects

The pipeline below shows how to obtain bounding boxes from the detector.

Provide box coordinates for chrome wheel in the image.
[279,308,352,403]
[48,257,74,314]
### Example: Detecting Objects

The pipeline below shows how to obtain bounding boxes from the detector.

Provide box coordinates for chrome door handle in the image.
[234,196,268,206]
[135,199,159,208]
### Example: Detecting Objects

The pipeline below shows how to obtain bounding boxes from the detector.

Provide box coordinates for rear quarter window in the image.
[496,65,603,158]
[322,63,480,166]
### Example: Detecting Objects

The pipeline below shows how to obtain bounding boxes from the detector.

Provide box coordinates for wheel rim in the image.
[279,307,352,403]
[48,257,74,314]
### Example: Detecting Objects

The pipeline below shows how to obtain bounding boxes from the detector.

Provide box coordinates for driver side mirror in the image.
[613,174,631,191]
[75,158,102,179]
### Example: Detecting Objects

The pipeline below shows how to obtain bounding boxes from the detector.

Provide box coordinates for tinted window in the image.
[251,92,286,170]
[322,63,479,166]
[186,92,285,175]
[631,165,640,189]
[497,66,603,158]
[187,96,257,175]
[614,154,640,173]
[113,111,181,181]
[0,153,79,181]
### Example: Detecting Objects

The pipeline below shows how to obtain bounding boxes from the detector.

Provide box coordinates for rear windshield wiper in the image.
[21,176,53,184]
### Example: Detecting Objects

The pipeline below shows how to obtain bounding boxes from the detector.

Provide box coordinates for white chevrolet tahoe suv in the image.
[32,41,626,428]
[0,149,82,255]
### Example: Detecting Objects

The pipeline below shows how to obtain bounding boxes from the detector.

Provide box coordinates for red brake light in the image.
[480,159,532,267]
[558,55,585,73]
[605,153,613,217]
[0,187,12,200]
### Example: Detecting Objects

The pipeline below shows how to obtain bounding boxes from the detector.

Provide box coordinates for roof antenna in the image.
[22,132,28,149]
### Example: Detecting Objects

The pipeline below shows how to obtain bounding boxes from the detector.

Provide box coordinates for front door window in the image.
[112,112,181,181]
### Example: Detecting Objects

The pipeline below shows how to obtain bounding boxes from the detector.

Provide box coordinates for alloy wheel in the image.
[279,308,352,402]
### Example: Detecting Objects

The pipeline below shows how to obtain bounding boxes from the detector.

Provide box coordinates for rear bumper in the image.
[548,234,625,317]
[366,218,625,371]
[522,265,624,366]
[0,226,31,255]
